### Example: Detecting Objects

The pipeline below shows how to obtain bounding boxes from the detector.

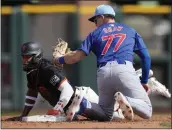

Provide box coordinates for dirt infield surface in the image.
[1,113,171,129]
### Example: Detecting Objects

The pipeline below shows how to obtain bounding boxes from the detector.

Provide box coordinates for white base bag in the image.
[22,115,67,122]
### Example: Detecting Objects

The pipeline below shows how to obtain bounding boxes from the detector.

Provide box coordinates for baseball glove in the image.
[52,38,71,59]
[52,38,71,67]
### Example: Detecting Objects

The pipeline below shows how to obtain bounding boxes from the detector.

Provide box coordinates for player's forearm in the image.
[141,55,151,84]
[136,49,151,84]
[21,89,38,117]
[21,106,33,117]
[54,80,74,111]
[63,51,82,64]
[57,50,85,65]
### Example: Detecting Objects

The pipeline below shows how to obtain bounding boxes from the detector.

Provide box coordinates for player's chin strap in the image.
[27,69,37,75]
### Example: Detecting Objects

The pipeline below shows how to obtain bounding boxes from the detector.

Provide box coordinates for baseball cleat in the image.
[147,77,171,98]
[66,93,84,121]
[113,101,125,120]
[113,106,125,120]
[66,91,91,121]
[114,92,134,120]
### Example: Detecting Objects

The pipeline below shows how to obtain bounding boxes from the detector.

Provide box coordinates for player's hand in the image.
[47,109,61,115]
[142,84,149,92]
[5,116,23,121]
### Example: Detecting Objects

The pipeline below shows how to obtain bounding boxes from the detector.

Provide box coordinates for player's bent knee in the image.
[142,111,152,119]
[146,105,152,119]
[134,103,152,119]
[143,112,152,119]
[141,106,152,119]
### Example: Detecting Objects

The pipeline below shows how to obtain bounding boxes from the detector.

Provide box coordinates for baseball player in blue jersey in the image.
[54,5,152,121]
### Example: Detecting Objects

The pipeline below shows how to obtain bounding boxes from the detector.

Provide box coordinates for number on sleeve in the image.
[101,33,126,55]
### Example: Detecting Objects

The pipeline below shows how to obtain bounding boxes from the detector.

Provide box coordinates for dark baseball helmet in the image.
[21,42,43,71]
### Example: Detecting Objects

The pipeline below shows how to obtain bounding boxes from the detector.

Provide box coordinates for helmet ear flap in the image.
[32,50,43,64]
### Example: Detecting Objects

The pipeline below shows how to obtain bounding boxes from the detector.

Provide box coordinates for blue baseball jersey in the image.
[78,22,147,66]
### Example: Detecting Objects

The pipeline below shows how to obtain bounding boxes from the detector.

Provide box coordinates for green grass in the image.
[160,122,172,128]
[1,110,46,116]
[1,111,21,116]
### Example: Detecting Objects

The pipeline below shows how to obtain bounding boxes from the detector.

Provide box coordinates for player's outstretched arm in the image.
[52,38,86,66]
[55,50,86,65]
[20,88,38,117]
[6,88,38,121]
[47,79,74,115]
[134,32,151,85]
[135,49,151,85]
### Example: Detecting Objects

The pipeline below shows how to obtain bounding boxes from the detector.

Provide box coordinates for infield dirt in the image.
[1,113,171,129]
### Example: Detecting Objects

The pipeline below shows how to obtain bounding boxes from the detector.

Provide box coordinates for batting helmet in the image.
[88,4,116,22]
[21,42,43,71]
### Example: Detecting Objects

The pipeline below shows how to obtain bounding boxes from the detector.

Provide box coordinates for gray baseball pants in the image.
[85,61,152,121]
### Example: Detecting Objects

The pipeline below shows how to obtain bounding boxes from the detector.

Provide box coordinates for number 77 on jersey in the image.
[101,33,126,55]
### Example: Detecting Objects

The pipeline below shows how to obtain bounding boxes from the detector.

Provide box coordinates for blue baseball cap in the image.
[88,4,116,22]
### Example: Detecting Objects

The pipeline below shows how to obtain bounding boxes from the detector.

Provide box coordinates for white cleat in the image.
[148,77,171,98]
[113,109,125,120]
[112,102,125,120]
[114,92,134,120]
[66,89,84,121]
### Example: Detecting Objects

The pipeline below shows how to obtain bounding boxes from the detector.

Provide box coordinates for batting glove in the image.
[47,109,61,115]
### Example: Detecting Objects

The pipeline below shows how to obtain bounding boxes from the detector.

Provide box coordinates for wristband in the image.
[58,57,66,64]
[26,96,37,101]
[25,103,34,106]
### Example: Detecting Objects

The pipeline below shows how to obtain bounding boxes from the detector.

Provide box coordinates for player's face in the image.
[94,15,104,27]
[22,55,32,65]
